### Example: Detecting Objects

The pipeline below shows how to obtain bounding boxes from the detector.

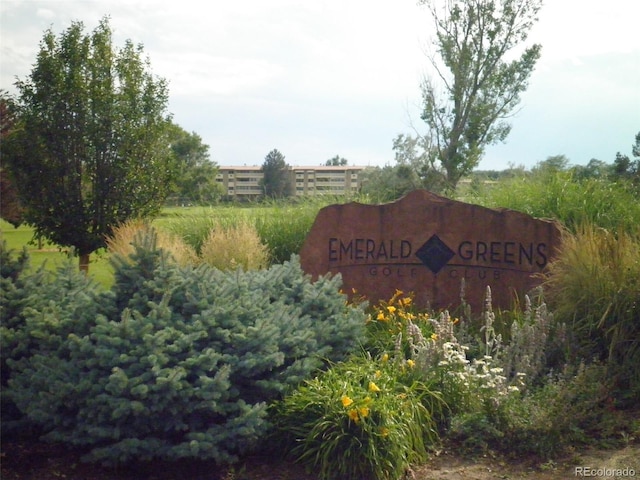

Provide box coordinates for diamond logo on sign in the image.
[415,234,455,274]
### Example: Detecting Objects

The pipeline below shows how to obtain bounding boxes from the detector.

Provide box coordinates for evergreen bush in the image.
[5,232,367,465]
[1,242,110,431]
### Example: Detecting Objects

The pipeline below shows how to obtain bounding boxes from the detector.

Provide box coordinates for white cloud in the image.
[530,0,640,63]
[1,0,638,169]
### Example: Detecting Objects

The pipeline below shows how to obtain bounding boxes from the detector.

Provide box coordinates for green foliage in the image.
[359,164,423,203]
[106,220,198,267]
[253,201,320,264]
[418,0,542,188]
[167,124,223,205]
[0,92,24,227]
[363,290,434,359]
[471,170,640,233]
[358,287,631,459]
[5,232,366,465]
[610,131,640,187]
[261,149,291,198]
[365,290,521,421]
[4,17,174,262]
[198,220,270,270]
[1,243,108,430]
[271,355,441,480]
[359,135,443,203]
[0,241,29,282]
[543,225,640,404]
[449,363,634,458]
[164,200,328,265]
[497,293,568,388]
[0,243,106,366]
[325,155,348,166]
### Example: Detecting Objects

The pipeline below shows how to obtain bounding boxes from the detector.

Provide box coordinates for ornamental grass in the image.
[543,224,640,403]
[106,219,197,266]
[199,220,270,271]
[271,355,442,480]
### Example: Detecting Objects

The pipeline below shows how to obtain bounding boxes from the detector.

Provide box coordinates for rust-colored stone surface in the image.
[299,190,562,311]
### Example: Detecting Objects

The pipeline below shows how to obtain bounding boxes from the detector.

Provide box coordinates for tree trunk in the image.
[79,252,90,274]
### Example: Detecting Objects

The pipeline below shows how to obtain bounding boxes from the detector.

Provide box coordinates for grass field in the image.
[0,219,114,287]
[0,200,332,287]
[4,176,638,288]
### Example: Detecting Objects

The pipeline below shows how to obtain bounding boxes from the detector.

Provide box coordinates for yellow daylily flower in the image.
[368,381,381,392]
[341,395,354,407]
[348,409,359,423]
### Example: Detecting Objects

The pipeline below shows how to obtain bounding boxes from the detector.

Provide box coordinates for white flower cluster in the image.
[407,309,520,406]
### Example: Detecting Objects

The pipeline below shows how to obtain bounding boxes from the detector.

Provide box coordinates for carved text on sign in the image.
[300,190,562,310]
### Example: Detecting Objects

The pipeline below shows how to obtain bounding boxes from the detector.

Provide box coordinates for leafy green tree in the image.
[168,124,223,205]
[392,133,448,193]
[0,92,23,227]
[611,131,640,185]
[3,17,174,271]
[325,155,348,166]
[260,149,290,198]
[572,158,611,180]
[532,154,570,175]
[418,0,543,189]
[359,165,421,203]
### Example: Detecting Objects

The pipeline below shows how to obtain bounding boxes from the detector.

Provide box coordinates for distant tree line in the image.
[360,132,640,203]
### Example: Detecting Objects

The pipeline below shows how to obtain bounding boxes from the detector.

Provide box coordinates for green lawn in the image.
[0,220,114,287]
[0,199,341,287]
[0,203,314,287]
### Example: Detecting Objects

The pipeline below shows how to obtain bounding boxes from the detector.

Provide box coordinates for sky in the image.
[1,0,639,170]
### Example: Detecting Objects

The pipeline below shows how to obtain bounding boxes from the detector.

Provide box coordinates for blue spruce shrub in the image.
[7,231,366,464]
[1,243,110,432]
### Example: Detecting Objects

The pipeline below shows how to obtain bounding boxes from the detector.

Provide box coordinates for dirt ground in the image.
[2,438,638,480]
[411,445,640,480]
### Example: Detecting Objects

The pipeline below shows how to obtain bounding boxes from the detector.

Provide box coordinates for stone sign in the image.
[299,190,562,311]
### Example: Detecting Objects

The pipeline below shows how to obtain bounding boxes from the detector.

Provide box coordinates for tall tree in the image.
[168,124,223,205]
[611,131,640,186]
[392,133,448,193]
[419,0,543,189]
[359,165,422,203]
[532,154,570,175]
[0,91,24,227]
[325,155,348,166]
[261,149,290,198]
[572,158,610,180]
[3,17,174,271]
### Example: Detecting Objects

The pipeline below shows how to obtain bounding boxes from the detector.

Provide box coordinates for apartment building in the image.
[216,165,366,199]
